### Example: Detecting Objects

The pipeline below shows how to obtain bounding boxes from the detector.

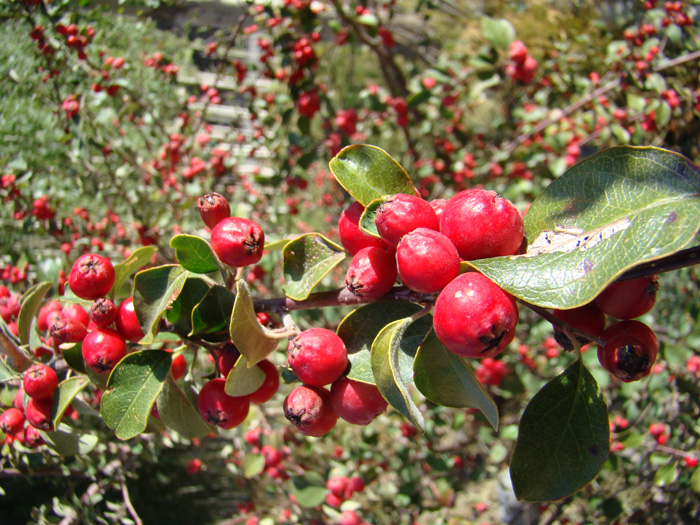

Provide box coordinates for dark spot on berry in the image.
[617,344,650,379]
[480,328,506,353]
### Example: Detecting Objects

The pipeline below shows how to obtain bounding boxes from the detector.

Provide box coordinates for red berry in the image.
[440,189,523,261]
[0,407,25,436]
[216,342,241,377]
[24,424,44,448]
[345,246,397,300]
[37,300,63,332]
[50,318,88,345]
[61,303,89,328]
[597,320,658,382]
[283,384,337,437]
[375,193,439,247]
[116,297,144,343]
[338,510,361,525]
[594,275,659,319]
[287,328,348,387]
[261,445,283,468]
[91,297,118,327]
[552,302,606,350]
[23,364,59,400]
[396,228,460,293]
[210,217,265,267]
[648,422,666,437]
[248,359,279,404]
[330,376,388,425]
[326,475,349,497]
[197,378,250,429]
[25,397,54,431]
[171,353,187,381]
[82,327,127,374]
[346,475,365,495]
[433,273,519,358]
[509,40,529,64]
[197,192,231,229]
[338,202,388,255]
[68,254,115,300]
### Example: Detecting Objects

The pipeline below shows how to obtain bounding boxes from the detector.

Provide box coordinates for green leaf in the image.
[371,318,426,431]
[230,280,281,366]
[264,238,293,251]
[337,302,422,384]
[156,376,213,439]
[0,357,18,382]
[61,342,86,374]
[101,350,171,440]
[133,265,190,344]
[414,330,499,430]
[655,461,678,486]
[52,376,89,429]
[190,285,236,342]
[225,355,265,396]
[18,281,53,346]
[329,145,417,206]
[358,198,383,238]
[282,233,346,301]
[243,453,266,478]
[112,246,157,297]
[169,235,219,274]
[656,101,672,128]
[510,359,609,502]
[291,472,328,508]
[470,147,700,308]
[407,90,431,108]
[481,17,515,50]
[40,424,99,456]
[166,277,210,338]
[691,466,700,493]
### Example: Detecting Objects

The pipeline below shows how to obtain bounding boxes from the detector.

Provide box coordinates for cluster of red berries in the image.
[505,40,538,84]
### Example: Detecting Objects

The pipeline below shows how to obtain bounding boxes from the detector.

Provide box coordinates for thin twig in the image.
[121,479,144,525]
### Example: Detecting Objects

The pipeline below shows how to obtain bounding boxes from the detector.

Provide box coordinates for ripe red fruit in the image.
[25,397,54,431]
[330,376,388,425]
[216,342,241,377]
[597,320,658,382]
[375,193,439,246]
[210,217,265,267]
[50,318,88,346]
[23,364,59,400]
[345,246,397,300]
[197,378,250,429]
[326,475,349,498]
[594,275,659,319]
[261,445,284,468]
[82,327,127,374]
[248,359,279,404]
[552,302,606,350]
[440,189,523,261]
[170,353,187,381]
[283,384,337,437]
[116,297,145,342]
[23,424,44,448]
[0,407,25,436]
[338,510,361,525]
[197,192,231,229]
[91,297,118,327]
[61,303,89,328]
[396,228,460,293]
[287,328,348,387]
[509,40,529,64]
[338,202,388,255]
[68,253,115,300]
[433,273,519,358]
[37,300,63,332]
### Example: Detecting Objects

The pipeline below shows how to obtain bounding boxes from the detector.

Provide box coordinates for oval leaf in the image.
[169,235,219,274]
[18,281,53,346]
[230,280,281,366]
[225,355,265,396]
[52,376,89,428]
[510,359,609,502]
[243,454,266,479]
[190,285,236,341]
[166,277,210,337]
[282,233,346,301]
[291,472,328,508]
[101,350,172,440]
[156,376,213,439]
[414,329,499,430]
[329,145,417,206]
[112,246,157,297]
[133,265,190,344]
[469,147,700,308]
[371,318,425,431]
[337,302,422,384]
[61,342,87,374]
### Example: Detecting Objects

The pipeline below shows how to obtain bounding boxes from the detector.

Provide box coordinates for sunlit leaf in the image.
[133,265,190,344]
[17,281,52,346]
[282,233,346,301]
[169,235,219,274]
[230,280,281,366]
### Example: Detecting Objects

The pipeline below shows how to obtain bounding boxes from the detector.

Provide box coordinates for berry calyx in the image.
[210,217,265,268]
[23,364,59,400]
[396,228,460,293]
[68,254,115,300]
[197,378,250,429]
[440,189,523,261]
[597,320,658,382]
[433,272,519,358]
[82,327,127,374]
[594,275,659,319]
[345,246,397,300]
[197,192,231,229]
[375,193,439,247]
[91,297,118,327]
[338,202,389,255]
[330,376,388,425]
[115,297,145,343]
[287,328,348,387]
[283,384,337,437]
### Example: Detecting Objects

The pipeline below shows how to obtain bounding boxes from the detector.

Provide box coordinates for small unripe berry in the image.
[68,253,115,300]
[23,364,59,400]
[116,297,145,343]
[338,202,388,255]
[91,297,118,327]
[287,328,348,387]
[433,273,519,358]
[345,246,397,300]
[0,407,26,436]
[330,376,388,425]
[197,378,250,429]
[210,217,265,267]
[594,275,659,319]
[440,189,523,261]
[283,384,337,437]
[375,193,439,246]
[597,320,658,382]
[396,228,460,293]
[82,327,127,374]
[25,397,54,431]
[248,359,279,404]
[197,192,231,229]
